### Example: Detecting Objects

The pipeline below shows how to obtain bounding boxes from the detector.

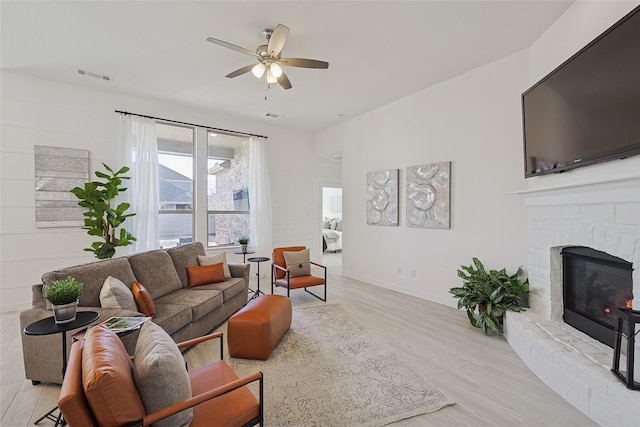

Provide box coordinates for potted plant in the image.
[71,163,136,259]
[43,276,84,324]
[449,258,529,335]
[238,236,249,253]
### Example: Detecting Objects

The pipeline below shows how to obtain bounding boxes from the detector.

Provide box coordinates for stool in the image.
[228,295,292,360]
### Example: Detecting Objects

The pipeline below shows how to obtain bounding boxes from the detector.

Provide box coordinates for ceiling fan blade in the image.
[279,58,329,69]
[206,37,261,59]
[267,24,289,57]
[225,64,256,79]
[277,72,292,90]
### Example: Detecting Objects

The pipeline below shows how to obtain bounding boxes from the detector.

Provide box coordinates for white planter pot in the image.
[52,300,79,324]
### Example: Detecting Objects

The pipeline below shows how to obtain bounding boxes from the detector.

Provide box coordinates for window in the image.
[207,131,250,247]
[156,123,193,248]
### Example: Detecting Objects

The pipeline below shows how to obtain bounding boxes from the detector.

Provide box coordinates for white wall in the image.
[315,50,530,307]
[526,0,640,190]
[0,72,339,311]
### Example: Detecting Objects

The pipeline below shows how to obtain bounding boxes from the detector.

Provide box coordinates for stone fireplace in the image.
[505,176,640,427]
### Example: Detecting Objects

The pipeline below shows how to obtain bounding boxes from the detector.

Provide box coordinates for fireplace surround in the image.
[506,176,640,427]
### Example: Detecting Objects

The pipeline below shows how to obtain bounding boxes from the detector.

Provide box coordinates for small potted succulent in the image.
[238,236,249,253]
[43,276,84,324]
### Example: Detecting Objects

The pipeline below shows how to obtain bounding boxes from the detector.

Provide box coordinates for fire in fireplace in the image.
[562,246,633,348]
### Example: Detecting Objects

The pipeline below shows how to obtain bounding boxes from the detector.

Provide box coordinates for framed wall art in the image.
[34,145,89,228]
[366,169,399,226]
[406,161,450,229]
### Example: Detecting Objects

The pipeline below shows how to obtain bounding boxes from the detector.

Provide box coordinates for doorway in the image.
[321,187,342,256]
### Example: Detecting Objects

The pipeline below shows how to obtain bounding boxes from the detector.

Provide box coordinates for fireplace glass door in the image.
[562,246,633,347]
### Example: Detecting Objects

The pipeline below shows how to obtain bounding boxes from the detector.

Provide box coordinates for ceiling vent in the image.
[78,69,111,81]
[265,113,283,119]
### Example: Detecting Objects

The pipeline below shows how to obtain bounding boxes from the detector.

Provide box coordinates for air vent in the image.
[78,69,111,81]
[265,113,283,119]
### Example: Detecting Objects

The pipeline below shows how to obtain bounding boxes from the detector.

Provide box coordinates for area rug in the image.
[228,303,455,426]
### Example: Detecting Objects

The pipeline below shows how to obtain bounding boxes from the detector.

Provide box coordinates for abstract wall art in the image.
[406,161,450,229]
[34,145,89,228]
[366,169,399,226]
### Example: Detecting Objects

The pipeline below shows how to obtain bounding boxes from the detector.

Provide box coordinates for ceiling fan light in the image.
[270,63,283,78]
[252,63,265,78]
[266,69,278,84]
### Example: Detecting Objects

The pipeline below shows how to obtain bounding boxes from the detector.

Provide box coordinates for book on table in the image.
[99,316,151,333]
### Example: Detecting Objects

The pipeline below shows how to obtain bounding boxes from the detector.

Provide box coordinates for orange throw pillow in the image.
[132,281,156,318]
[186,263,225,288]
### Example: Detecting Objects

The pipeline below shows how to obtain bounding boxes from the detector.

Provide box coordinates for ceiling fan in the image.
[206,24,329,90]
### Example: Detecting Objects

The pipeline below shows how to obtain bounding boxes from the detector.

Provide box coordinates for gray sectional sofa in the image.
[19,242,250,385]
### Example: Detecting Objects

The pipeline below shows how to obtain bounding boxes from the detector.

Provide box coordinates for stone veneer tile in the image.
[622,407,640,427]
[564,375,590,415]
[581,204,615,223]
[615,203,640,225]
[589,388,624,427]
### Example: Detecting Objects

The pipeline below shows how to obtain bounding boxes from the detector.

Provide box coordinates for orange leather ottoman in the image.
[228,295,292,360]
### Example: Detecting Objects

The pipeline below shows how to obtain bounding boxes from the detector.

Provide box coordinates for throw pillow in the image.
[335,220,343,232]
[99,276,137,311]
[197,253,231,279]
[133,322,192,427]
[132,281,156,318]
[82,325,146,427]
[186,263,225,287]
[283,248,311,277]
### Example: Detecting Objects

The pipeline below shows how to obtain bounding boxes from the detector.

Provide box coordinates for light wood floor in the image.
[1,252,597,426]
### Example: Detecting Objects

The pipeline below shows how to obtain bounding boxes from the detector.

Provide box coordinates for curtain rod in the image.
[115,110,268,139]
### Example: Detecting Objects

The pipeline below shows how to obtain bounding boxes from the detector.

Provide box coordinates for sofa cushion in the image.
[187,277,246,302]
[156,289,223,322]
[82,325,145,427]
[134,322,192,427]
[100,276,137,311]
[132,282,156,318]
[128,250,182,299]
[198,253,231,279]
[283,248,311,277]
[187,263,226,287]
[42,258,137,307]
[167,242,207,288]
[152,303,193,336]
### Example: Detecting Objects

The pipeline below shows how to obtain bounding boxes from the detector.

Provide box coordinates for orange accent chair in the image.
[58,327,263,427]
[271,246,327,301]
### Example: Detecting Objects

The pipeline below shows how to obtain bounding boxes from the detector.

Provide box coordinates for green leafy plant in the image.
[238,236,249,244]
[71,163,136,259]
[449,258,529,335]
[43,277,84,306]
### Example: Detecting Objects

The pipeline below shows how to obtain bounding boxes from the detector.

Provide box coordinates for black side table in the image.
[24,311,100,426]
[234,250,255,263]
[247,257,270,300]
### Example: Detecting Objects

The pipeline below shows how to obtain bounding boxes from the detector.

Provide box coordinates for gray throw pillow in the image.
[99,276,137,311]
[198,253,232,279]
[283,248,311,277]
[133,322,192,427]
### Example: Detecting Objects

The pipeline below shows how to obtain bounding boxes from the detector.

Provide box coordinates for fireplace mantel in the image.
[512,175,640,206]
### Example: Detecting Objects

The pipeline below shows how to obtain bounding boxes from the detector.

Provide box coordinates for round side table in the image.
[234,250,255,263]
[24,310,100,426]
[247,257,270,300]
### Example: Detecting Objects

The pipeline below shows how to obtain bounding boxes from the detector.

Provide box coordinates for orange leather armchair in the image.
[58,330,263,427]
[271,246,327,301]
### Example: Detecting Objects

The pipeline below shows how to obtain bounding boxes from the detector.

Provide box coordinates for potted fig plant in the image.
[238,236,249,253]
[71,163,136,259]
[43,276,84,324]
[449,258,529,335]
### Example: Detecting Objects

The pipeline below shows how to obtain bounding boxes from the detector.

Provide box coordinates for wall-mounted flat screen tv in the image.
[522,5,640,178]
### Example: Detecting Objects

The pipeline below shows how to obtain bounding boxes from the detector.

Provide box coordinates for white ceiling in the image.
[1,1,574,133]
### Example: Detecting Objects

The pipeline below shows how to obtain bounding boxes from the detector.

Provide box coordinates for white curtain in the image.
[248,136,272,259]
[117,114,159,253]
